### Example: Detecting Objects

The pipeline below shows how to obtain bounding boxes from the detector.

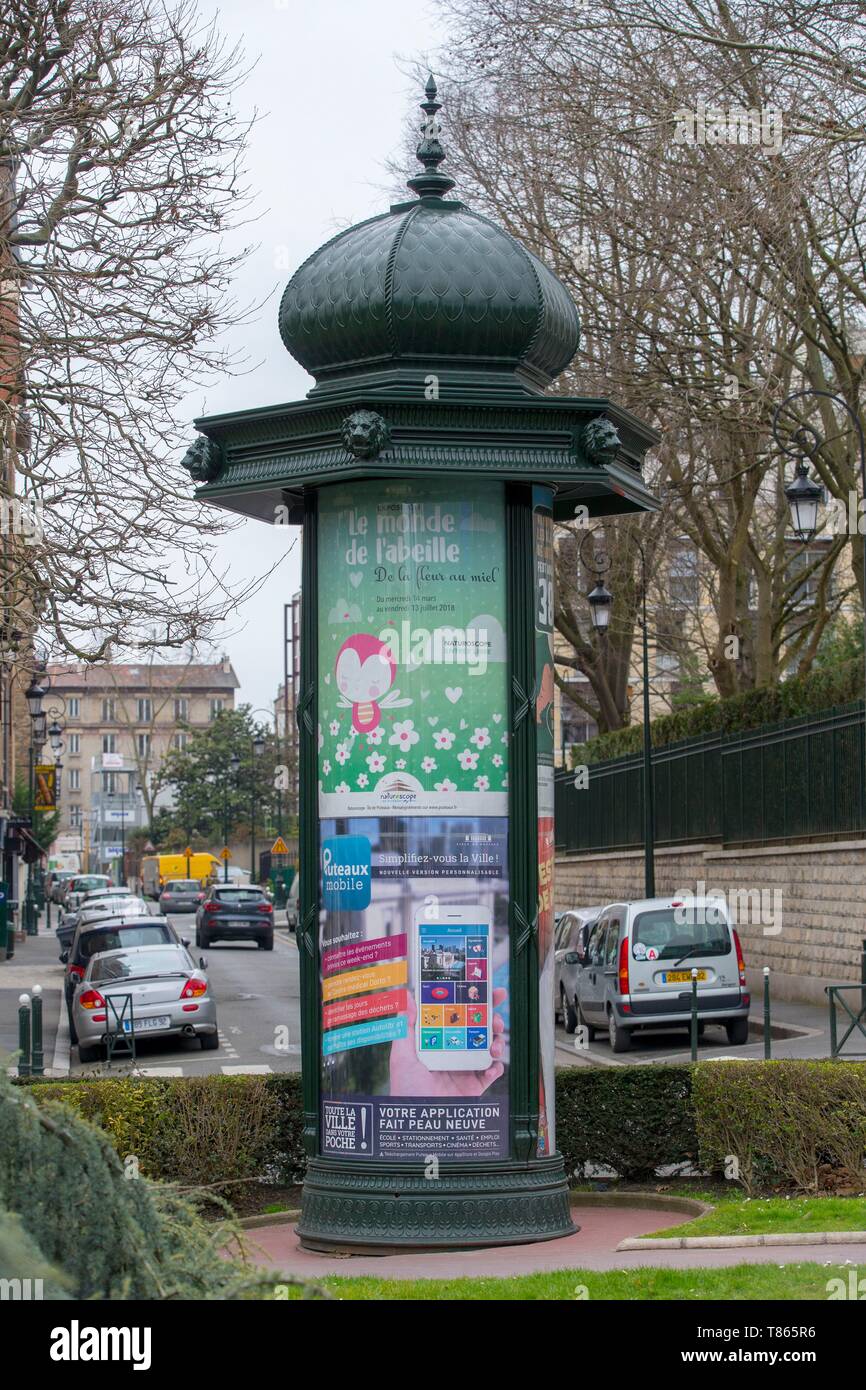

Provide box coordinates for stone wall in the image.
[555,840,866,1006]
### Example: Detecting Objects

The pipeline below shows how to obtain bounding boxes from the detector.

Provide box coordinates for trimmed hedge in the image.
[556,1066,698,1180]
[692,1060,866,1195]
[577,657,863,765]
[22,1061,866,1196]
[26,1073,306,1188]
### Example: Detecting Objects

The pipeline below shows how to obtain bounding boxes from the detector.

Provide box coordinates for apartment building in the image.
[46,658,239,866]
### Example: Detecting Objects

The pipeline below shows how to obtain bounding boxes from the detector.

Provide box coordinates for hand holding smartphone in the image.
[414,904,492,1071]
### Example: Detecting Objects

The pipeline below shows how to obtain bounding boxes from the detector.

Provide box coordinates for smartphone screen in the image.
[415,906,492,1070]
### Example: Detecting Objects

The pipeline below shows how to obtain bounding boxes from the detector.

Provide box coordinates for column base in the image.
[297,1153,574,1252]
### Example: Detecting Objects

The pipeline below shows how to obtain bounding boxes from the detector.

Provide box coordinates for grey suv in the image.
[195,885,275,950]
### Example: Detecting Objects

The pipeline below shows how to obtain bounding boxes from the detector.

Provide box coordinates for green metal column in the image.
[297,493,320,1160]
[506,483,540,1163]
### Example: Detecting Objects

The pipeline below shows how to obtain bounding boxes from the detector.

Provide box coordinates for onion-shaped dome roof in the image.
[278,77,580,398]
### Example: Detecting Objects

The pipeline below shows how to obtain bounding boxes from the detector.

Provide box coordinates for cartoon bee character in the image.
[335,632,411,734]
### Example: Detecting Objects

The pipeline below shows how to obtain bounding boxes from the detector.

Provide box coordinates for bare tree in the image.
[0,0,265,662]
[431,0,864,723]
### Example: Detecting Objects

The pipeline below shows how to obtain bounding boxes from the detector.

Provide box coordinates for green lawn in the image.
[647,1193,866,1239]
[278,1263,852,1300]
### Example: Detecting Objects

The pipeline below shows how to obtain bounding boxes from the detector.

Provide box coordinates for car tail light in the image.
[733,929,747,986]
[257,902,273,914]
[203,901,218,912]
[618,935,630,995]
[67,964,85,982]
[79,989,105,1010]
[180,976,207,999]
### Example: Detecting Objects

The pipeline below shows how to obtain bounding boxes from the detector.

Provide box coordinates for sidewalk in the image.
[0,909,64,1073]
[239,1205,866,1278]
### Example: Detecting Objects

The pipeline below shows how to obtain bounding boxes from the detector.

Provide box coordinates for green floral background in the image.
[317,479,509,813]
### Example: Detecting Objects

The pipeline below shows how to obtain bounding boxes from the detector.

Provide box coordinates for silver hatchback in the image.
[574,896,751,1052]
[73,943,218,1064]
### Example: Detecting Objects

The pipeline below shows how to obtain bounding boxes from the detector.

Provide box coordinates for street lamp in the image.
[773,389,866,808]
[784,460,824,544]
[25,676,45,719]
[222,753,241,882]
[587,579,613,633]
[23,676,47,933]
[580,528,655,897]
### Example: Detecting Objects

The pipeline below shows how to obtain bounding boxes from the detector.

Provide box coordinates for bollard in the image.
[17,993,31,1078]
[690,968,699,1061]
[763,966,771,1060]
[30,985,44,1076]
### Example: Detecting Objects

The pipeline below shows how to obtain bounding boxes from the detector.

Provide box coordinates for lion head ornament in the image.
[580,418,621,468]
[180,435,223,484]
[341,410,390,460]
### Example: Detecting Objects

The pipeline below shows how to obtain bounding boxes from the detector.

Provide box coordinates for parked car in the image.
[72,943,218,1064]
[61,915,181,1041]
[56,894,149,953]
[195,884,274,950]
[573,896,751,1053]
[554,906,603,1032]
[158,879,206,915]
[48,870,77,904]
[61,874,112,915]
[284,875,299,932]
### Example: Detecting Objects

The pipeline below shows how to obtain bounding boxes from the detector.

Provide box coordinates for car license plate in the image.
[663,970,707,984]
[122,1015,170,1033]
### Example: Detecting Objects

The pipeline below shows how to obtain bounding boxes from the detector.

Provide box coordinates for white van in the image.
[573,895,751,1052]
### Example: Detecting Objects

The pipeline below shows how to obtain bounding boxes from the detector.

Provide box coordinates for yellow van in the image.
[141,853,220,899]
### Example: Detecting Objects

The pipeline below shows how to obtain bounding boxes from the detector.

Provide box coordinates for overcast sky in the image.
[189,0,442,717]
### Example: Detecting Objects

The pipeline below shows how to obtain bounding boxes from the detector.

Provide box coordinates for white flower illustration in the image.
[366,727,384,745]
[421,756,437,773]
[357,772,369,788]
[457,749,479,771]
[474,774,490,791]
[366,752,386,774]
[395,758,406,769]
[329,720,340,736]
[335,741,351,766]
[470,726,491,750]
[492,753,503,767]
[500,731,509,745]
[323,759,331,776]
[317,723,324,752]
[335,781,350,794]
[389,719,419,749]
[433,728,455,750]
[434,778,457,792]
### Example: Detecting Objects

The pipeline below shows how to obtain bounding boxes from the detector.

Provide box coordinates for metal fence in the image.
[554,701,866,853]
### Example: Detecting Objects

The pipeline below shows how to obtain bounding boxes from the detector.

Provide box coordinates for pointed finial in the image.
[407,74,456,200]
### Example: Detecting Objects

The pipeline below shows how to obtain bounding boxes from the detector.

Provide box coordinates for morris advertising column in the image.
[185,78,658,1249]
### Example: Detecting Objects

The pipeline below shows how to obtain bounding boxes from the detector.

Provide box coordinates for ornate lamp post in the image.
[581,530,655,897]
[773,388,864,799]
[180,78,659,1249]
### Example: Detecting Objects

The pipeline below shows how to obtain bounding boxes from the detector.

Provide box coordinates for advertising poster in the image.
[34,764,57,813]
[317,480,509,818]
[319,816,510,1160]
[533,487,556,1157]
